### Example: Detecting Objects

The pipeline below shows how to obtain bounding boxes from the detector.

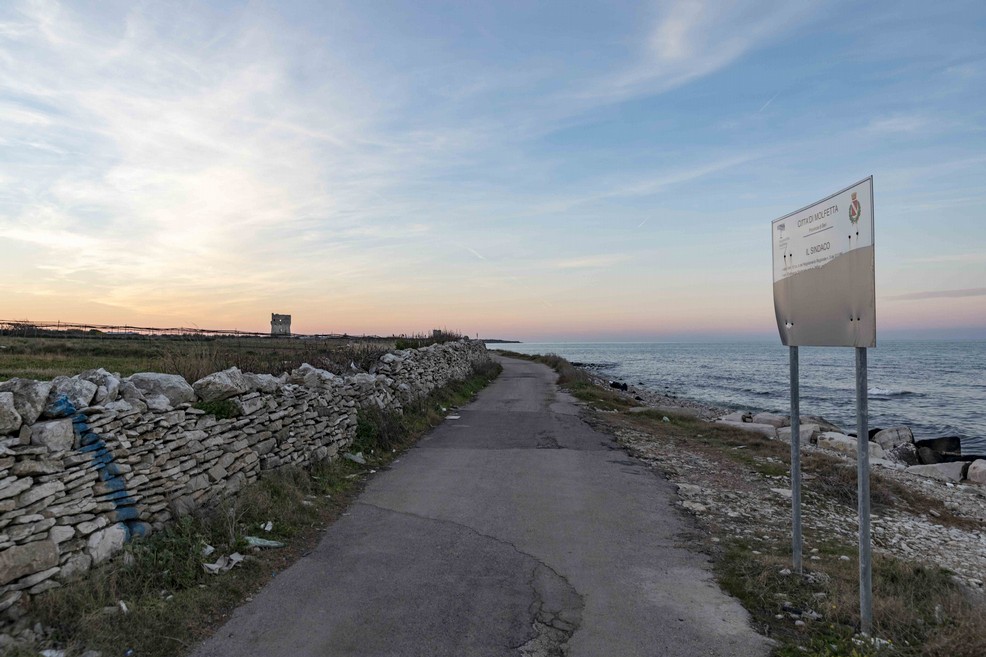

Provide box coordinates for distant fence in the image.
[0,320,358,340]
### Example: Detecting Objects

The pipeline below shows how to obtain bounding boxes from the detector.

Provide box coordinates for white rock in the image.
[45,376,98,416]
[194,367,251,402]
[79,368,121,404]
[752,413,789,428]
[144,394,172,412]
[126,373,194,406]
[244,372,281,394]
[87,523,128,564]
[30,418,75,452]
[905,462,968,483]
[0,378,52,425]
[966,460,986,485]
[872,426,914,450]
[777,424,820,444]
[0,392,22,434]
[817,432,885,459]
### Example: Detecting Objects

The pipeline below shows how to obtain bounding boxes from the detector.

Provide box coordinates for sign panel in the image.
[772,177,875,347]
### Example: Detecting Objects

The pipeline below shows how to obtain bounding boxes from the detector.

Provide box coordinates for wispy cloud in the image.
[584,1,814,103]
[866,115,930,133]
[887,288,986,301]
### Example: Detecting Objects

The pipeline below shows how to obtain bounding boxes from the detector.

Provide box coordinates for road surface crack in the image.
[356,502,584,655]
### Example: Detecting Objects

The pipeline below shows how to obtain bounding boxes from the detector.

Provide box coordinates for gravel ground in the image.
[588,376,986,590]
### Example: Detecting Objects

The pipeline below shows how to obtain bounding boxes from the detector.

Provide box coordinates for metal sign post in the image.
[772,177,876,635]
[790,346,802,573]
[856,347,873,634]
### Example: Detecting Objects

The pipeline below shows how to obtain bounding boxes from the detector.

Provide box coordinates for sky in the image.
[1,1,985,341]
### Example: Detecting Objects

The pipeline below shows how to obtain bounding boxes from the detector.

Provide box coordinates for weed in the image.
[192,399,240,420]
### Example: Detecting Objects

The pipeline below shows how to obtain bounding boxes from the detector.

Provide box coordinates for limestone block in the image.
[78,368,121,404]
[29,418,74,452]
[967,460,986,485]
[17,481,65,507]
[11,459,63,477]
[0,539,58,586]
[716,420,777,439]
[194,367,251,402]
[126,373,194,406]
[905,462,968,483]
[10,565,60,591]
[0,477,32,501]
[0,392,22,435]
[872,426,914,451]
[145,394,172,412]
[48,525,75,544]
[751,412,789,428]
[0,379,52,426]
[59,552,92,580]
[43,376,98,417]
[818,431,886,459]
[243,373,282,394]
[87,523,128,564]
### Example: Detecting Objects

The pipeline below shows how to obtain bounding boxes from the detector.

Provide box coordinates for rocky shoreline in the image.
[586,370,986,590]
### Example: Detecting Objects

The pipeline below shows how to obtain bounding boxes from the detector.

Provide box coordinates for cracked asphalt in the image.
[190,356,771,657]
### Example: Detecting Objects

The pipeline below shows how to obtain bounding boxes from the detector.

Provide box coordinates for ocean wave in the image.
[868,387,917,397]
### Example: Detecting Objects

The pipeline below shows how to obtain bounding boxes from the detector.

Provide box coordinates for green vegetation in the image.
[192,399,241,420]
[516,351,986,657]
[0,335,398,382]
[23,359,501,657]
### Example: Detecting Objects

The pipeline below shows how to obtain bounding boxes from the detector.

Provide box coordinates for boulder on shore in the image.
[915,436,961,454]
[801,415,843,434]
[817,432,885,460]
[872,426,914,451]
[777,424,820,445]
[905,462,968,483]
[752,413,789,428]
[966,460,986,485]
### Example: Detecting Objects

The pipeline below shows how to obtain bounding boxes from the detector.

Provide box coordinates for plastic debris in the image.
[40,650,66,657]
[343,452,366,465]
[201,544,216,557]
[118,600,129,614]
[261,520,273,532]
[446,415,461,420]
[662,416,670,423]
[244,536,286,549]
[202,552,245,575]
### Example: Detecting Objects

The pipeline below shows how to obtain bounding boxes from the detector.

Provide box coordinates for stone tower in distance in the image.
[271,313,291,336]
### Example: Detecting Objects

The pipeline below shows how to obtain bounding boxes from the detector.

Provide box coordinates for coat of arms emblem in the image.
[849,192,862,224]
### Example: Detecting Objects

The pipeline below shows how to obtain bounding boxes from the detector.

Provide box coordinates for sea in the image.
[492,341,986,455]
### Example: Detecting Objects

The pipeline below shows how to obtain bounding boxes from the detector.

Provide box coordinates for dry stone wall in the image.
[0,340,490,622]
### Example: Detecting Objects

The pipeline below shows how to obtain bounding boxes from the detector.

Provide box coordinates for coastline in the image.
[492,341,986,454]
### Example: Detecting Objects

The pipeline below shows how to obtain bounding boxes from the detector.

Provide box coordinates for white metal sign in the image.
[772,177,875,347]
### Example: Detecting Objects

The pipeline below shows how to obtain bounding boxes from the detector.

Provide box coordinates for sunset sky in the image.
[2,1,985,341]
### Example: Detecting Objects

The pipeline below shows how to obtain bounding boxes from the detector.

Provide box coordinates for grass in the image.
[517,351,986,657]
[192,399,241,420]
[0,335,400,382]
[20,358,502,657]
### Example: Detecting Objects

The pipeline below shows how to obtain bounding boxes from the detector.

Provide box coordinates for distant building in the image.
[271,314,292,336]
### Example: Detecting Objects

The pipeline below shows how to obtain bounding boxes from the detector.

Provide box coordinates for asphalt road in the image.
[191,356,771,657]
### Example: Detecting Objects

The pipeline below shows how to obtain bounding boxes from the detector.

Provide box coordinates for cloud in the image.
[886,287,986,301]
[584,1,813,103]
[866,115,930,133]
